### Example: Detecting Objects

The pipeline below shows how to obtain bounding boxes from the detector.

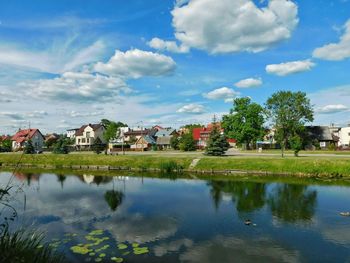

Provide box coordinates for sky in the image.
[0,0,350,134]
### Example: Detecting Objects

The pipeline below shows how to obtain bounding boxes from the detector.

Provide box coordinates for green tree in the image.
[179,133,196,151]
[266,91,313,157]
[92,137,106,154]
[222,97,265,149]
[205,118,229,156]
[103,120,128,142]
[24,140,35,154]
[0,139,12,152]
[52,136,70,154]
[170,135,180,150]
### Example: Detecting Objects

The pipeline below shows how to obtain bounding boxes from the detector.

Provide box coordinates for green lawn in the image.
[239,149,350,155]
[0,153,350,177]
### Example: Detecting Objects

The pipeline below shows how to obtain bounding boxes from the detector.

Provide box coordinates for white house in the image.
[66,128,79,139]
[75,124,106,150]
[339,126,350,147]
[11,129,45,152]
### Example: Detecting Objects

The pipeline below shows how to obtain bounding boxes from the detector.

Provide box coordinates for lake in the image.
[1,170,350,262]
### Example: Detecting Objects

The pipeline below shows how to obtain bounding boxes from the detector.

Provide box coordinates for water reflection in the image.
[208,180,317,222]
[268,184,317,222]
[0,171,349,262]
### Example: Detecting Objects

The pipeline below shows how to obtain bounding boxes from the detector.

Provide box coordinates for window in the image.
[86,132,91,138]
[87,138,89,143]
[82,138,86,143]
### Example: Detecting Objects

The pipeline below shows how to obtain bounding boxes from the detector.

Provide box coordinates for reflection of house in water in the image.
[83,174,95,184]
[14,172,40,185]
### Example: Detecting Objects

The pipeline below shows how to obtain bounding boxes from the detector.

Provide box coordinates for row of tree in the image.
[222,91,313,157]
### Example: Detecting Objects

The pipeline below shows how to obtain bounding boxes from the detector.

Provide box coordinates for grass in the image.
[0,153,192,170]
[239,149,350,155]
[0,229,64,263]
[0,153,350,177]
[197,156,350,177]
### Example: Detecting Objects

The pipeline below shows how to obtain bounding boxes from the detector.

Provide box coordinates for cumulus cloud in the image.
[315,104,349,114]
[266,59,315,76]
[235,78,263,88]
[313,19,350,61]
[68,110,104,118]
[203,87,239,102]
[148,37,190,53]
[170,0,299,54]
[22,72,130,103]
[177,103,206,114]
[94,49,176,78]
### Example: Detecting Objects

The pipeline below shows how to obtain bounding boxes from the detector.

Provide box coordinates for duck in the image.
[340,212,350,217]
[244,219,252,225]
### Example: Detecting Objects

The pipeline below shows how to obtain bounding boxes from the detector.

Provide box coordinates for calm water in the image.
[1,171,350,263]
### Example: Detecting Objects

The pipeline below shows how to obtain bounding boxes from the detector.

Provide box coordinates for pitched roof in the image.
[156,136,171,145]
[306,126,333,141]
[155,128,175,137]
[11,129,43,143]
[75,124,104,136]
[136,135,156,144]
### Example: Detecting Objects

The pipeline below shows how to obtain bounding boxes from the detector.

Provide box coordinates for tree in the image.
[179,133,196,151]
[205,118,229,156]
[103,120,128,142]
[222,97,265,149]
[52,136,70,154]
[92,137,106,154]
[170,135,180,150]
[181,124,204,133]
[266,91,313,157]
[0,139,12,152]
[24,140,35,154]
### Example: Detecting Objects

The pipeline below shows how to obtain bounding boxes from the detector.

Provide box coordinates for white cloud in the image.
[170,0,299,54]
[313,19,350,61]
[266,59,315,76]
[203,87,239,102]
[68,110,104,118]
[26,111,48,118]
[0,39,106,74]
[94,49,176,78]
[177,103,206,114]
[148,37,190,53]
[22,72,130,103]
[235,78,263,88]
[315,104,349,114]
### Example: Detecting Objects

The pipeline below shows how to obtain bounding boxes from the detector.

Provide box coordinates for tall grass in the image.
[159,161,184,174]
[0,229,64,263]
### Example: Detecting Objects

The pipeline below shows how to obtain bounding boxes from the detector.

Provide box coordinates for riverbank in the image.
[1,153,350,177]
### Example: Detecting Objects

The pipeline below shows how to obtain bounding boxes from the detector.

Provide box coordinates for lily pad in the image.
[99,253,106,258]
[70,245,92,255]
[133,247,149,255]
[117,243,128,250]
[111,257,124,263]
[132,243,139,248]
[94,258,102,262]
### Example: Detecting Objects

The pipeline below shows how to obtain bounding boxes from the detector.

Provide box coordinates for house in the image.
[123,128,157,143]
[155,128,177,149]
[11,129,45,152]
[305,126,335,149]
[131,135,156,151]
[66,128,79,139]
[75,123,106,150]
[339,126,350,148]
[192,123,223,148]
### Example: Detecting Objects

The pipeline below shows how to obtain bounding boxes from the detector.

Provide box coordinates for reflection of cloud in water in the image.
[322,226,350,245]
[95,213,178,244]
[154,238,193,257]
[179,236,300,263]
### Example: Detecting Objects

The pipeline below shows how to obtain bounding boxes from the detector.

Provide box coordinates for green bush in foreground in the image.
[0,230,64,263]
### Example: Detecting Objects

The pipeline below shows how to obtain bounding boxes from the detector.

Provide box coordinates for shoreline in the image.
[1,153,350,178]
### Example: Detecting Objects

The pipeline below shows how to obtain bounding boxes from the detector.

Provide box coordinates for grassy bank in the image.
[0,153,350,177]
[0,153,192,170]
[197,156,350,177]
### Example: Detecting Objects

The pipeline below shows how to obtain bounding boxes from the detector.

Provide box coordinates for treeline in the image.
[222,91,313,157]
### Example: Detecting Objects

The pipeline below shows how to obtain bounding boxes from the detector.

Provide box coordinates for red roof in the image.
[11,129,41,143]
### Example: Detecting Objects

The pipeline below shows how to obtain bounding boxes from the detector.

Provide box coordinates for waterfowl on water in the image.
[244,219,252,225]
[340,212,350,217]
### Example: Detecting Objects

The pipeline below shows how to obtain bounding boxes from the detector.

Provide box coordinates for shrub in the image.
[159,161,183,173]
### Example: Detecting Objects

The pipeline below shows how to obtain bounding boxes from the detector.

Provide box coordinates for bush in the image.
[24,140,35,154]
[159,161,183,173]
[92,137,106,154]
[52,137,70,154]
[179,133,196,151]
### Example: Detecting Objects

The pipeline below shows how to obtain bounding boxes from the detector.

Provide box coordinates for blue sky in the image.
[1,0,350,134]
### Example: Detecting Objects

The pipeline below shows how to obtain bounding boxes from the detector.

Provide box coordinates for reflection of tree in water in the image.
[208,180,266,213]
[93,176,113,185]
[56,174,66,189]
[268,184,317,222]
[104,190,124,211]
[104,178,124,211]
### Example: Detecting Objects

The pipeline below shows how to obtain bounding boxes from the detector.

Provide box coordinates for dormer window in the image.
[86,132,91,138]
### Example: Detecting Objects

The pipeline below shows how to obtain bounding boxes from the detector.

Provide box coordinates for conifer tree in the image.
[205,116,229,156]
